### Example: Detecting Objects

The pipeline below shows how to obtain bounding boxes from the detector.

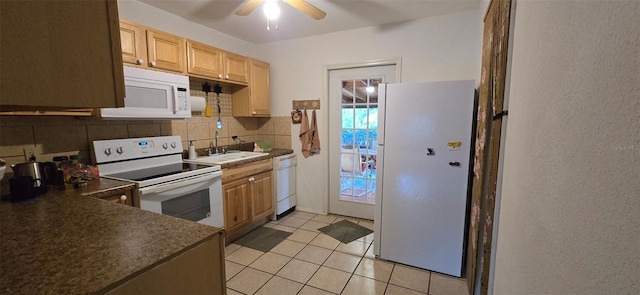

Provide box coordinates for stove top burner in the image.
[105,163,213,182]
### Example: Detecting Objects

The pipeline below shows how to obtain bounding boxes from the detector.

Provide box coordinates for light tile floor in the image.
[225,210,468,295]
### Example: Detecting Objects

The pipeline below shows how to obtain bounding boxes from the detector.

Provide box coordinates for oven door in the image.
[138,171,223,228]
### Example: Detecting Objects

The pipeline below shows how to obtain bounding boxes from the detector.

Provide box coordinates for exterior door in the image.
[328,65,396,220]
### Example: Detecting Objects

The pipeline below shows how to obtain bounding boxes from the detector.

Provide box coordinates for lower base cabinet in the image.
[222,159,274,243]
[223,178,252,233]
[106,233,226,295]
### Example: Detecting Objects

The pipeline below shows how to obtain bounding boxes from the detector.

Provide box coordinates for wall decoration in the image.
[291,110,302,124]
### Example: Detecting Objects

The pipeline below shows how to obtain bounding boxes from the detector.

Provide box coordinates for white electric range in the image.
[92,136,223,227]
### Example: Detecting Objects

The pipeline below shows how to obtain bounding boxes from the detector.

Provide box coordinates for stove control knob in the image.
[104,148,112,156]
[163,143,168,149]
[171,142,177,149]
[116,147,124,154]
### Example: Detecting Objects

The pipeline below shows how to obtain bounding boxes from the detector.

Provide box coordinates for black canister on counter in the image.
[50,156,69,188]
[9,176,38,201]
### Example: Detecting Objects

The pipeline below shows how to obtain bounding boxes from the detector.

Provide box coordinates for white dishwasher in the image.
[273,153,297,220]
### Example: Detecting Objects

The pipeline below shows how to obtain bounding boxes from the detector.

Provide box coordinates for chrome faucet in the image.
[214,131,220,154]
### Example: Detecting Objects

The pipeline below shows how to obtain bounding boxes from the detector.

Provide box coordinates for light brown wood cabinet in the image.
[119,20,185,73]
[232,58,271,117]
[146,29,185,73]
[222,178,252,233]
[251,171,274,220]
[186,40,248,84]
[118,20,270,117]
[186,40,224,80]
[0,0,124,110]
[221,159,274,242]
[222,51,249,84]
[119,20,147,66]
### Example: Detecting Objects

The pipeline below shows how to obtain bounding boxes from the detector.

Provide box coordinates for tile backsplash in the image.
[0,84,291,172]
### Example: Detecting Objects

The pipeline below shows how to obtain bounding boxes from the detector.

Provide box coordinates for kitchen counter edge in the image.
[0,181,223,295]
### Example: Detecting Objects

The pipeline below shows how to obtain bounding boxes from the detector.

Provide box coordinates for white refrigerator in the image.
[374,80,475,277]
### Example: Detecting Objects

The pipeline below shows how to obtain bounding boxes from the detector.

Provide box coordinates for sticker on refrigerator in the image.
[447,141,462,150]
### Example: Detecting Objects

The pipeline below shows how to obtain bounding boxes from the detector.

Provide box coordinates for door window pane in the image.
[341,108,354,128]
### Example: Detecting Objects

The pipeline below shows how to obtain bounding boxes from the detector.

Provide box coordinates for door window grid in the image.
[339,78,380,204]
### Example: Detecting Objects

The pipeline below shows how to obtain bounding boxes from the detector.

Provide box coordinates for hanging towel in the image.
[299,109,312,158]
[309,109,321,154]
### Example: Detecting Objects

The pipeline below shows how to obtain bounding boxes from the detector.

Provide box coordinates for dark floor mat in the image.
[234,227,292,252]
[318,220,373,244]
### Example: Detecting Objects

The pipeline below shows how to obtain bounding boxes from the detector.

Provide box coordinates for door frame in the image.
[322,58,402,216]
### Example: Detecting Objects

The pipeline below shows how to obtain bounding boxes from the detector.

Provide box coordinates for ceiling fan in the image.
[235,0,326,20]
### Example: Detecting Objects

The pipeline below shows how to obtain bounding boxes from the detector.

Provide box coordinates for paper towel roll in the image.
[190,96,206,112]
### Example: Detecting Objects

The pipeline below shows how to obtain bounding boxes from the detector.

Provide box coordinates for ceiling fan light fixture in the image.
[263,0,280,20]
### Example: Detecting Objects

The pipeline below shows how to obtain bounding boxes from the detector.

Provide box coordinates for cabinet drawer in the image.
[222,158,273,184]
[102,193,132,206]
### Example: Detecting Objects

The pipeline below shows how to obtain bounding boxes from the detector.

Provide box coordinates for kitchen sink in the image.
[189,151,269,165]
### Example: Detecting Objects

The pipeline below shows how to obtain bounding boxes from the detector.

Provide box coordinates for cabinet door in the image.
[251,171,274,220]
[146,29,185,73]
[186,41,223,79]
[231,58,270,117]
[249,58,271,116]
[0,0,124,109]
[222,51,248,84]
[222,179,251,233]
[120,20,147,66]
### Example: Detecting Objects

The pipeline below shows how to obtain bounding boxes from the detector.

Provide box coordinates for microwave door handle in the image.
[171,85,178,114]
[139,171,222,195]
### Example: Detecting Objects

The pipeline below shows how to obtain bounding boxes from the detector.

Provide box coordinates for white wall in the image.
[117,0,256,56]
[494,1,640,293]
[256,10,482,213]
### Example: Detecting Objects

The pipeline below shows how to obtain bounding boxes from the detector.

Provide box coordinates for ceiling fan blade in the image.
[284,0,326,20]
[235,0,265,16]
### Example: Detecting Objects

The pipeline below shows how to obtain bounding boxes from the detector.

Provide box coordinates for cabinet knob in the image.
[248,177,255,182]
[252,111,257,115]
[120,195,127,201]
[136,58,144,65]
[218,74,222,79]
[225,75,229,80]
[150,61,157,67]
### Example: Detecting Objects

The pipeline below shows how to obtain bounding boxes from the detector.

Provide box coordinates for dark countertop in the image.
[218,148,294,169]
[0,180,222,294]
[268,148,295,158]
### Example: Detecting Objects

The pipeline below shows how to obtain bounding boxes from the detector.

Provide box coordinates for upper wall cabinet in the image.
[119,20,185,74]
[186,40,248,84]
[0,0,125,109]
[119,20,147,66]
[146,30,186,73]
[186,41,224,80]
[232,58,270,117]
[222,52,249,84]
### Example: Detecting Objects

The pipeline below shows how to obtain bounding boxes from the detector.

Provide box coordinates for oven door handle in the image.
[139,171,222,195]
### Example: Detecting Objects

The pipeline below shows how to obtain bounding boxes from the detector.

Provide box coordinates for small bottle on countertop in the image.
[188,141,197,160]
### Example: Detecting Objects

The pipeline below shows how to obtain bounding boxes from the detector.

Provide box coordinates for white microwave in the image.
[100,66,191,119]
